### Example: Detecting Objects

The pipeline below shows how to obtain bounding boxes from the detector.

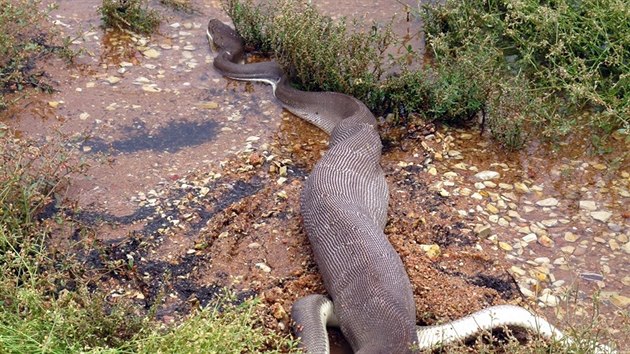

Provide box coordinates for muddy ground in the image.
[1,0,628,352]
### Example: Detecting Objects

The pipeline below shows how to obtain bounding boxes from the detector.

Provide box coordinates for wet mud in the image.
[2,0,627,352]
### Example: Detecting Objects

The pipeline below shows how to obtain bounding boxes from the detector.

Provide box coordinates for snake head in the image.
[207,19,243,53]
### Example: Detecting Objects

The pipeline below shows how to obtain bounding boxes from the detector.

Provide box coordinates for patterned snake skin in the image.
[206,19,615,354]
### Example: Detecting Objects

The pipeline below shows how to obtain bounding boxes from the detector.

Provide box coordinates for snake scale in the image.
[207,19,615,354]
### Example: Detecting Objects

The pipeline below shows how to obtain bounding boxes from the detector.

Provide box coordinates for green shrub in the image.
[422,0,629,135]
[0,0,61,110]
[99,0,161,34]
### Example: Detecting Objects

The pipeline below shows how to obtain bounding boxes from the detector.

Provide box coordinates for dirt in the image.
[1,0,627,353]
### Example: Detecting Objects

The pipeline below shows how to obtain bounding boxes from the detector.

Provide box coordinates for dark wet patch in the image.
[83,119,218,154]
[468,274,520,300]
[430,222,475,248]
[432,265,519,300]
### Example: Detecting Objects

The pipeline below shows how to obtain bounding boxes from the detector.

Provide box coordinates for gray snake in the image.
[206,19,615,354]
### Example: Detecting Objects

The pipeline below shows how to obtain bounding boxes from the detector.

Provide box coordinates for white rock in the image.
[536,198,559,207]
[591,211,612,222]
[579,200,597,211]
[475,170,500,180]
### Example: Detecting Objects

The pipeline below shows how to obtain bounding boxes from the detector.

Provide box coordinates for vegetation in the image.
[99,0,161,34]
[0,0,73,110]
[0,125,298,353]
[159,0,196,13]
[222,0,628,149]
[422,0,629,141]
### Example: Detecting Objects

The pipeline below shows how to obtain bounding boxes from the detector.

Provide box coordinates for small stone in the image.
[579,200,597,211]
[471,192,483,200]
[79,112,90,120]
[510,266,526,276]
[591,211,612,223]
[536,198,558,207]
[483,181,497,188]
[514,182,530,193]
[105,76,121,84]
[142,48,161,58]
[427,167,437,175]
[142,84,161,92]
[255,263,271,273]
[561,246,575,254]
[564,232,579,242]
[498,183,513,190]
[270,303,287,319]
[474,182,486,190]
[621,242,630,254]
[439,189,450,197]
[538,235,554,248]
[498,218,509,227]
[592,163,607,170]
[474,224,492,238]
[248,242,261,249]
[475,171,500,180]
[419,244,441,259]
[522,233,537,243]
[539,293,559,307]
[609,239,620,251]
[499,242,513,251]
[486,204,499,214]
[541,219,558,227]
[198,101,219,109]
[610,294,630,308]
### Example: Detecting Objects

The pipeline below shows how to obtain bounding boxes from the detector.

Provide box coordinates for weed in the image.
[422,0,629,137]
[136,295,299,353]
[0,0,75,110]
[99,0,161,35]
[159,0,195,13]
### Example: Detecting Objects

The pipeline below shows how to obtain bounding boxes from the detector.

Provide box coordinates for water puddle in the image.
[1,0,627,351]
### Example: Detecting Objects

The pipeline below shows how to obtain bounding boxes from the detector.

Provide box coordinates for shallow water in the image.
[2,0,627,352]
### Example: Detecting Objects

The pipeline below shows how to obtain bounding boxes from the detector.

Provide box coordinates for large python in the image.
[206,19,615,354]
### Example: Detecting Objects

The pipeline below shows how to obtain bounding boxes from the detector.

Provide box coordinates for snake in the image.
[206,19,615,354]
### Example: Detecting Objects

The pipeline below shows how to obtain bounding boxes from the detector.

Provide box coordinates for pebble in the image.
[561,246,575,254]
[514,182,530,193]
[498,183,513,190]
[248,242,261,249]
[564,232,579,242]
[579,200,597,211]
[538,235,554,247]
[142,48,161,58]
[486,204,499,214]
[610,294,630,308]
[539,293,559,307]
[474,224,492,238]
[590,211,612,222]
[474,170,500,180]
[499,242,512,251]
[622,241,630,254]
[522,233,537,243]
[541,219,558,227]
[536,198,558,207]
[255,263,271,273]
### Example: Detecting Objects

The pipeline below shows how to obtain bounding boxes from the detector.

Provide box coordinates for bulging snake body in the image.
[207,19,614,354]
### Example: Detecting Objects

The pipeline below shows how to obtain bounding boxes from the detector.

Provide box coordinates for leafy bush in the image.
[99,0,161,34]
[423,0,629,135]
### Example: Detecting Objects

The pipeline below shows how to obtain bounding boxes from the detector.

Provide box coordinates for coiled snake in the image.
[206,19,615,354]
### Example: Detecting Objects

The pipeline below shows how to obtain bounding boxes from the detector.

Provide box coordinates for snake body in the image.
[207,19,614,354]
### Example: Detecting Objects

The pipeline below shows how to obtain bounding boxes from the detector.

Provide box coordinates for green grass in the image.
[99,0,161,34]
[0,127,298,353]
[0,0,72,110]
[221,0,629,150]
[422,0,629,139]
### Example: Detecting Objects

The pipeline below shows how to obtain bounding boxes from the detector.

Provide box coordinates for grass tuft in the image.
[99,0,161,35]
